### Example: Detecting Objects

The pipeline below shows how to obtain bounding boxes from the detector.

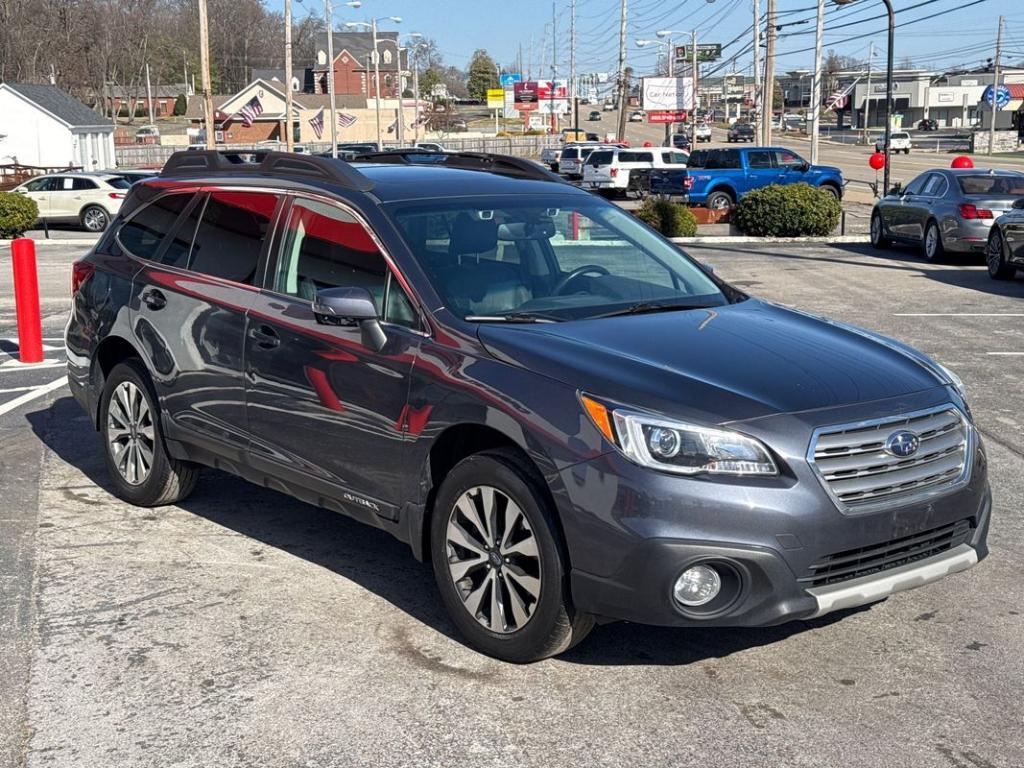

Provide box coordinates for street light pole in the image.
[372,19,382,148]
[989,15,1004,156]
[325,0,338,156]
[809,0,824,164]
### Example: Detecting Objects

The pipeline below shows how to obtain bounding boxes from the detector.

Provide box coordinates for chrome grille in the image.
[799,519,973,587]
[809,406,971,512]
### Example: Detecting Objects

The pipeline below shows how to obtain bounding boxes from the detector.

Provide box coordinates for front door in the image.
[18,176,53,218]
[772,149,811,187]
[244,196,423,518]
[904,173,945,241]
[131,189,281,462]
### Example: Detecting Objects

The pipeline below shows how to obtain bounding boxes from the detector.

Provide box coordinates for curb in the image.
[670,234,871,245]
[0,239,97,247]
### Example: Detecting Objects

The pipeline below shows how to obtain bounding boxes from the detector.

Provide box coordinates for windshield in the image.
[390,195,730,321]
[957,174,1024,195]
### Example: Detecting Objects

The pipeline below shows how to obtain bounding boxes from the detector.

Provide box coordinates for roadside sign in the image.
[647,110,688,124]
[486,88,505,109]
[641,77,694,111]
[499,73,522,87]
[983,84,1011,109]
[674,44,722,63]
[514,81,539,111]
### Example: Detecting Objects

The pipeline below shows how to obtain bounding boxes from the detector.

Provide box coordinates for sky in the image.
[281,0,1024,81]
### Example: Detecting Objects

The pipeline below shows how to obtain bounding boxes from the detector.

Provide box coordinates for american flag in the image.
[825,89,848,111]
[337,112,357,128]
[237,96,263,127]
[308,107,325,139]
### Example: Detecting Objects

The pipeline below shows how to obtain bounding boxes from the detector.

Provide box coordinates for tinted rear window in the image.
[187,191,278,284]
[118,193,195,261]
[705,150,741,170]
[588,151,613,165]
[686,150,709,168]
[957,175,1024,195]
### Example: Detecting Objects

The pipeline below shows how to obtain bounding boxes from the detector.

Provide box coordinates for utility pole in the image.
[761,0,776,147]
[325,0,338,156]
[198,0,215,149]
[550,2,557,135]
[145,62,155,126]
[571,0,578,133]
[665,36,673,146]
[284,0,294,151]
[412,55,421,143]
[372,19,383,148]
[809,0,824,164]
[615,0,628,142]
[989,15,1004,156]
[182,51,189,96]
[752,0,761,140]
[691,29,698,146]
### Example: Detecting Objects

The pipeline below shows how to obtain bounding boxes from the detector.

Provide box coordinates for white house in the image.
[0,83,115,169]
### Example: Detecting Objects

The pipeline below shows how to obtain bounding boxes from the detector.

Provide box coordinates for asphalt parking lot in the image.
[1,241,1022,768]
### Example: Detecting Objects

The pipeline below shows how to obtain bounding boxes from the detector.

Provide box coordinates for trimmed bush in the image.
[0,192,39,239]
[173,93,187,116]
[635,197,698,238]
[732,183,841,237]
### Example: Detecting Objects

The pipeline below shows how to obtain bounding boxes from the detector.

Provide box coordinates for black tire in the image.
[706,189,734,211]
[922,220,945,262]
[99,359,199,507]
[821,184,841,200]
[987,229,1016,280]
[870,212,891,250]
[81,205,110,232]
[429,449,594,663]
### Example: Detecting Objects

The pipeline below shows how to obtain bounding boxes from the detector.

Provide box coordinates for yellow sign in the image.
[486,88,505,109]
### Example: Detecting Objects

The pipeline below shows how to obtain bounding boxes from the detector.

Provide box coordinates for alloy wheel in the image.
[106,381,155,486]
[83,207,108,232]
[871,215,881,245]
[444,485,541,634]
[988,234,1004,272]
[925,225,940,260]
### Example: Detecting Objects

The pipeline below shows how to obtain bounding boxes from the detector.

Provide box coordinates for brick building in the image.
[311,31,407,99]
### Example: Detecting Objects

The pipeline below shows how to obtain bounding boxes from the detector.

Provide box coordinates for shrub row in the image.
[731,183,841,237]
[0,192,39,239]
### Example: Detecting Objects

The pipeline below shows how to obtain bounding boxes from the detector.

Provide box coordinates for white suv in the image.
[559,143,625,179]
[12,172,130,232]
[876,131,912,154]
[582,147,689,197]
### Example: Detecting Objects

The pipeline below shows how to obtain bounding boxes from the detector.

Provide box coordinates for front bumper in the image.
[556,391,990,628]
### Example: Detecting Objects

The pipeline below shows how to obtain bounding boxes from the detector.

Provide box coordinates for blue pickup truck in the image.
[649,146,844,209]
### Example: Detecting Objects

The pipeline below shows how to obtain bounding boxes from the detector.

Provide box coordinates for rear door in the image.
[130,189,282,462]
[244,196,422,518]
[745,149,776,194]
[48,176,78,218]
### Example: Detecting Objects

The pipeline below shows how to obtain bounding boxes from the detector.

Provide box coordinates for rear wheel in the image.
[81,205,109,232]
[100,360,198,507]
[430,450,593,662]
[870,212,891,249]
[987,229,1016,280]
[923,220,945,262]
[706,190,734,211]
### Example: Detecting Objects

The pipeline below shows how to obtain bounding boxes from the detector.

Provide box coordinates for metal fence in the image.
[114,135,562,169]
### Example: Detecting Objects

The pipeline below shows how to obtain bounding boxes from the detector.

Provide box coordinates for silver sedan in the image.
[986,197,1024,280]
[870,168,1024,261]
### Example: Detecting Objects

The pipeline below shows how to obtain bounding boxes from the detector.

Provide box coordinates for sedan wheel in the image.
[923,221,944,262]
[988,230,1016,280]
[871,213,890,249]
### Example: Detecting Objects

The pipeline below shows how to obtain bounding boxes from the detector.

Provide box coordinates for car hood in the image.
[478,299,946,425]
[810,164,843,176]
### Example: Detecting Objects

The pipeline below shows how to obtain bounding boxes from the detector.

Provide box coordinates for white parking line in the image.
[986,352,1024,356]
[894,313,1024,317]
[0,377,67,417]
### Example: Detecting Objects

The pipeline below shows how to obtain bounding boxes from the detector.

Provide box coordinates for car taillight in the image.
[959,204,993,219]
[108,192,126,199]
[610,168,618,178]
[71,260,95,296]
[684,177,695,190]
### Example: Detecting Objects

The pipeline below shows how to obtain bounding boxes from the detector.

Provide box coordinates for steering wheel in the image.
[553,265,610,295]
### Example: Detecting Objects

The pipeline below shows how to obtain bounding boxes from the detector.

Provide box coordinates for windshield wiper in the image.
[464,311,563,323]
[588,302,713,319]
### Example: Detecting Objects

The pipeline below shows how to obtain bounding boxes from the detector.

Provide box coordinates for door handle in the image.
[249,324,280,348]
[140,288,166,310]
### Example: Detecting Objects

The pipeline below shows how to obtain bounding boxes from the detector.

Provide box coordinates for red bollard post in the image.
[11,238,44,364]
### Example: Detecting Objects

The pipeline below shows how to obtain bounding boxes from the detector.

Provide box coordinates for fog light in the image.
[674,565,721,607]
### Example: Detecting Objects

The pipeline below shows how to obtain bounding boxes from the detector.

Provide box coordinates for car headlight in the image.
[580,395,777,476]
[936,362,967,400]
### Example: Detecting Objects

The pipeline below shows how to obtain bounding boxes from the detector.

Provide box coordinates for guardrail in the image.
[114,135,562,169]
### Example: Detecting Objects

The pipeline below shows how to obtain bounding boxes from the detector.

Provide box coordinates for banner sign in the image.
[674,44,722,63]
[647,110,688,124]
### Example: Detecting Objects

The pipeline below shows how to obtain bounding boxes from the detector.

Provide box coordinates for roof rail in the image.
[161,150,374,192]
[351,150,566,184]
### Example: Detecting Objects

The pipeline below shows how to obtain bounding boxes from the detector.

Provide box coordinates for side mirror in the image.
[702,262,715,274]
[1013,198,1024,210]
[891,182,903,196]
[800,162,811,172]
[312,286,387,352]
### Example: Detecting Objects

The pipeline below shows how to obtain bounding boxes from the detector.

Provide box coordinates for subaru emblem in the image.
[885,430,920,458]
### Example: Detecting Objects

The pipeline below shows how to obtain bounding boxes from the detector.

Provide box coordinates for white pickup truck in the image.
[582,146,689,198]
[875,131,912,154]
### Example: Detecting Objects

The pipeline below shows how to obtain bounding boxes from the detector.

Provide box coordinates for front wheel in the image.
[988,230,1016,280]
[100,360,198,506]
[430,450,593,662]
[870,212,891,250]
[81,205,110,232]
[820,184,841,200]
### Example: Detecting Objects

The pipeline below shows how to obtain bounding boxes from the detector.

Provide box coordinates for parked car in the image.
[650,147,844,209]
[870,168,1024,261]
[414,142,446,152]
[99,169,159,184]
[667,132,691,151]
[135,125,160,139]
[727,123,756,143]
[11,172,131,231]
[540,145,563,172]
[918,119,939,131]
[559,142,624,180]
[987,198,1024,279]
[318,142,380,160]
[694,124,713,142]
[583,146,689,197]
[876,131,912,154]
[629,110,645,122]
[588,110,602,121]
[67,148,989,662]
[602,100,615,111]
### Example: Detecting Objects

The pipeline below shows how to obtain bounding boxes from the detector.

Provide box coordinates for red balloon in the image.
[869,152,886,171]
[642,141,652,147]
[951,155,974,169]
